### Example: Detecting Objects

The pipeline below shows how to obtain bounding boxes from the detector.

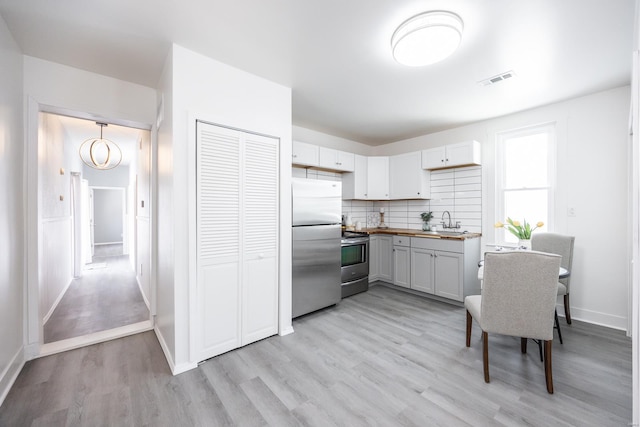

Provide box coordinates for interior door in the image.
[196,121,279,361]
[89,188,95,259]
[81,179,92,265]
[71,173,82,277]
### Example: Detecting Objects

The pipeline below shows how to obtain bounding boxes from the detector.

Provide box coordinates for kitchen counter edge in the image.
[355,227,482,240]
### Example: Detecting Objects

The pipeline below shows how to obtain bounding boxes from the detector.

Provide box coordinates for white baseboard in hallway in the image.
[0,346,24,408]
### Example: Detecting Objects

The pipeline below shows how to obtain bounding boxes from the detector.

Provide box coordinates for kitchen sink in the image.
[422,230,468,237]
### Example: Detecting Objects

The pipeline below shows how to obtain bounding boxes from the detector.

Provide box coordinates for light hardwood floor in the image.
[1,284,632,426]
[43,251,149,343]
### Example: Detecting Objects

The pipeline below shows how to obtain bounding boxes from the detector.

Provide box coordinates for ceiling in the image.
[0,0,635,145]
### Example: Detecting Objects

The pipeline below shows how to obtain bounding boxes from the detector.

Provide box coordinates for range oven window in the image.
[342,243,366,266]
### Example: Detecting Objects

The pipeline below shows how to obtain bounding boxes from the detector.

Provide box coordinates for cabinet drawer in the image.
[393,235,411,247]
[410,237,463,253]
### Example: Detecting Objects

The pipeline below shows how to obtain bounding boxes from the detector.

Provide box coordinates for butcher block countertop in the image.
[358,227,482,240]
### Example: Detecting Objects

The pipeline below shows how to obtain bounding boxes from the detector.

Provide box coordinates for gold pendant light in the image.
[79,122,122,170]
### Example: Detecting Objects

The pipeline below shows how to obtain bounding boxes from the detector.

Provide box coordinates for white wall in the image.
[292,125,372,155]
[156,44,292,372]
[38,113,75,325]
[370,86,631,329]
[0,13,24,406]
[23,56,157,351]
[92,188,124,244]
[83,164,130,187]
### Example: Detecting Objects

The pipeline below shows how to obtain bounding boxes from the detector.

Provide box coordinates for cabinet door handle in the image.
[292,154,298,158]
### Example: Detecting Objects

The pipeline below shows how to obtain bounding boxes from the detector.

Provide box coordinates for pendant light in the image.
[391,11,464,67]
[79,122,122,170]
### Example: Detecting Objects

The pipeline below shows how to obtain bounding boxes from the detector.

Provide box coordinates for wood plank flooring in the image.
[2,284,632,426]
[43,253,149,343]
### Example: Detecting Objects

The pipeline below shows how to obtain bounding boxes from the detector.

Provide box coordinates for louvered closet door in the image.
[197,123,242,360]
[196,121,279,361]
[242,134,279,345]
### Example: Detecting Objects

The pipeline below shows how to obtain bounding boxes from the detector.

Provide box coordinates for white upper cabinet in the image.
[421,140,481,170]
[342,154,368,199]
[367,156,389,200]
[318,147,355,172]
[389,151,430,199]
[292,140,319,167]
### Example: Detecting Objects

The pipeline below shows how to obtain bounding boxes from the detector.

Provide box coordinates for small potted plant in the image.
[420,211,433,231]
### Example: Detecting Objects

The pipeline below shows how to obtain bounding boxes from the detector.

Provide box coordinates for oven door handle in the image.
[341,237,370,246]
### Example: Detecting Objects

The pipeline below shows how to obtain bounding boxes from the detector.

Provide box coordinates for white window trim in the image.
[495,122,557,245]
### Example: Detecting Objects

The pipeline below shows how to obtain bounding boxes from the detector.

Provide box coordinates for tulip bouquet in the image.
[494,218,544,240]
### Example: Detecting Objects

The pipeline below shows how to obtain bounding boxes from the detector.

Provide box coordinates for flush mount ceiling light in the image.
[79,122,122,170]
[391,11,463,67]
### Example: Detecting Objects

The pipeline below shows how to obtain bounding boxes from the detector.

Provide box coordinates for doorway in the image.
[34,110,154,353]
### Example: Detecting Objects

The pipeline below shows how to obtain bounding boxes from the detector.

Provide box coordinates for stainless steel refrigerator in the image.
[292,178,342,318]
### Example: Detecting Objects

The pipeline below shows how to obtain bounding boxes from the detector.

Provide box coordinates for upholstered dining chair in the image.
[465,250,562,393]
[531,233,575,324]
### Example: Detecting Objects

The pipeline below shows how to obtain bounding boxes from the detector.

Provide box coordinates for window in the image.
[496,123,555,244]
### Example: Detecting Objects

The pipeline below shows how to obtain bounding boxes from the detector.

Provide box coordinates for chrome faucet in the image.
[441,211,452,229]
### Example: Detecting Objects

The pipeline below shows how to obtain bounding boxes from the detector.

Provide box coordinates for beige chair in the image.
[531,233,575,324]
[465,250,562,393]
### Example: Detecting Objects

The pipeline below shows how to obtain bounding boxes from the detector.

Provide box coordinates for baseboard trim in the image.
[153,326,197,376]
[0,345,25,408]
[556,304,628,332]
[279,326,295,336]
[43,276,73,325]
[39,320,153,358]
[136,276,151,311]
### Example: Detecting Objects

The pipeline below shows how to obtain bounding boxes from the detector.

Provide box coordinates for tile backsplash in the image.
[292,165,482,233]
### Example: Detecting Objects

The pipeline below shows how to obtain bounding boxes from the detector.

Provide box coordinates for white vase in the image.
[518,239,532,250]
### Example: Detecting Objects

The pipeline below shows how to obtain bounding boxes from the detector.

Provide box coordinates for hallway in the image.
[43,245,149,343]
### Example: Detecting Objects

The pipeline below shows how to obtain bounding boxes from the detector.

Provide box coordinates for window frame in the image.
[495,122,557,245]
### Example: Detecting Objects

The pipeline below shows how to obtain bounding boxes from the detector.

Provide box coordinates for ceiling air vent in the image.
[478,70,516,86]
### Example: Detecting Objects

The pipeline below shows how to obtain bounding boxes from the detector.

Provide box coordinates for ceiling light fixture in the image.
[79,122,122,170]
[391,11,464,67]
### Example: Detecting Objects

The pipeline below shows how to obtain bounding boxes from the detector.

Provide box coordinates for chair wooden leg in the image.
[482,331,490,383]
[537,340,543,362]
[544,340,554,394]
[564,294,572,324]
[466,310,472,347]
[554,309,563,344]
[521,337,527,354]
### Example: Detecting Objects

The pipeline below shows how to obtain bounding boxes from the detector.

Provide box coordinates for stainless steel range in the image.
[341,231,369,298]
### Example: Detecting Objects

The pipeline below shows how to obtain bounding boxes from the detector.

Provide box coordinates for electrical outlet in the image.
[568,207,576,217]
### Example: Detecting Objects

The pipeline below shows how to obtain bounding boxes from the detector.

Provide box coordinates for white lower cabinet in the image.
[393,236,411,288]
[409,237,479,302]
[433,251,464,300]
[370,235,393,282]
[196,122,279,362]
[372,233,481,304]
[410,248,434,293]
